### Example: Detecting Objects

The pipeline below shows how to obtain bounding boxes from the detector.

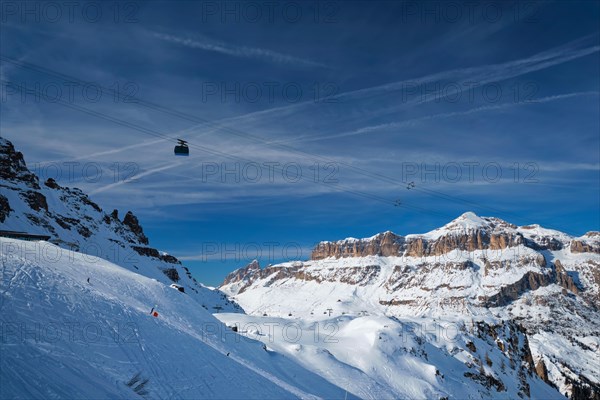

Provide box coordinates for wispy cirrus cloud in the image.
[152,32,330,69]
[209,34,600,127]
[284,91,600,143]
[89,161,185,195]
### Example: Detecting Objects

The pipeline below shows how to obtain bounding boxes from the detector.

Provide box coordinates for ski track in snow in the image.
[0,237,351,399]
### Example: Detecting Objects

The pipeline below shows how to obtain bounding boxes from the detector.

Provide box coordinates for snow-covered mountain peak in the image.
[0,136,242,313]
[448,210,486,227]
[414,211,519,241]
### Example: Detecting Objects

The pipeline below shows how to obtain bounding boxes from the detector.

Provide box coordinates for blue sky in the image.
[1,1,599,286]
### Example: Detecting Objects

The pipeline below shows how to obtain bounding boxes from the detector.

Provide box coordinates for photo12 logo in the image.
[198,1,340,24]
[398,81,539,104]
[398,1,540,24]
[0,321,140,344]
[200,81,340,104]
[0,1,140,24]
[400,162,539,184]
[1,81,139,104]
[198,241,307,263]
[30,161,139,184]
[0,240,140,267]
[201,320,339,344]
[199,161,339,184]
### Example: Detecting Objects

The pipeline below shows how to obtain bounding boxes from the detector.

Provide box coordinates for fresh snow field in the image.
[215,313,563,399]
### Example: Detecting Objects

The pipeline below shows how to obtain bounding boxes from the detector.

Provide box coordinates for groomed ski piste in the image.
[0,237,353,399]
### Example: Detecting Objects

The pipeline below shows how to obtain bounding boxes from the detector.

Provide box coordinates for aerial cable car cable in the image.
[1,80,453,218]
[0,78,547,224]
[2,60,573,230]
[1,56,551,226]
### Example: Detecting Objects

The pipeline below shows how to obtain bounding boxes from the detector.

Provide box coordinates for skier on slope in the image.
[150,306,159,317]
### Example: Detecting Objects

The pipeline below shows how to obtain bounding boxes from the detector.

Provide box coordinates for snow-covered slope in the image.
[221,213,600,399]
[0,136,239,313]
[215,313,563,400]
[0,237,351,399]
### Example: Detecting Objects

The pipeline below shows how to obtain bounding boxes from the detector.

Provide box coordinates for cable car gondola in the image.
[174,139,189,156]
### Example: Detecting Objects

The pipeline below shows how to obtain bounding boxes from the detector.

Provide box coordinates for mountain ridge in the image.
[220,213,600,398]
[0,135,242,313]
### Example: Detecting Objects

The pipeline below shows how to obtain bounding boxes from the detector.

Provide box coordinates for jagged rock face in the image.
[312,229,525,259]
[309,214,586,261]
[553,260,580,294]
[311,231,404,259]
[132,246,179,264]
[458,320,541,397]
[123,211,149,245]
[1,136,245,316]
[222,261,303,294]
[404,230,523,257]
[300,265,381,285]
[44,177,60,189]
[223,259,261,284]
[222,260,383,293]
[0,138,40,189]
[536,359,550,383]
[0,194,12,222]
[0,137,181,272]
[482,271,553,307]
[20,190,48,212]
[571,234,600,254]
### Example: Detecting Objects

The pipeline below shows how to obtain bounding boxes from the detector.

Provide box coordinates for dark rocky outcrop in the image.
[162,268,180,282]
[554,260,580,294]
[223,262,304,293]
[535,359,550,383]
[132,246,180,264]
[76,225,92,238]
[123,211,149,245]
[0,138,40,189]
[44,178,60,189]
[463,371,506,392]
[568,374,600,400]
[54,215,80,230]
[571,235,600,254]
[523,236,564,251]
[20,190,48,212]
[482,271,553,307]
[0,194,12,222]
[298,265,381,286]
